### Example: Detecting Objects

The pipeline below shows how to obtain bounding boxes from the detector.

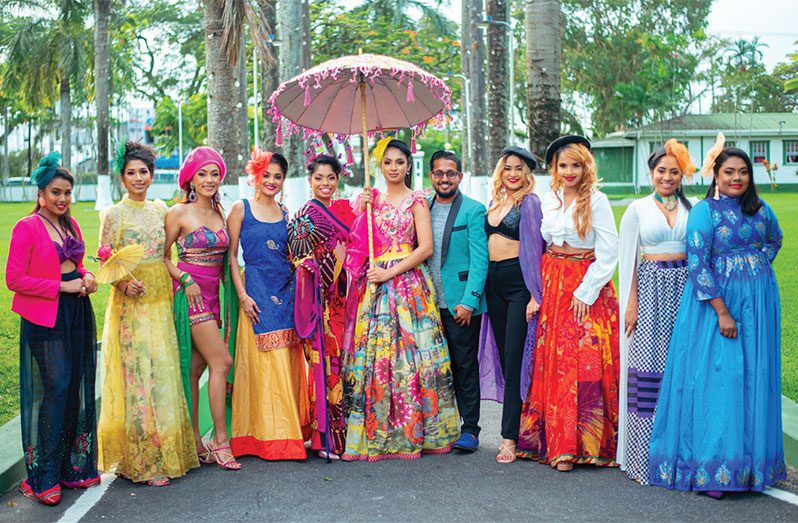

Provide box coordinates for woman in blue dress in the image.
[647,136,786,498]
[228,149,310,460]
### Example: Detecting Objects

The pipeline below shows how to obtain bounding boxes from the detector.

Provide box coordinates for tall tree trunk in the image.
[260,0,279,150]
[237,36,249,155]
[2,106,9,187]
[278,0,306,177]
[486,0,509,165]
[204,0,245,183]
[462,0,489,177]
[526,0,561,165]
[59,74,72,170]
[94,0,110,178]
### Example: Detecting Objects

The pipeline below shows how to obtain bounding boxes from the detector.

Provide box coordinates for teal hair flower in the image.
[31,152,62,189]
[114,140,128,175]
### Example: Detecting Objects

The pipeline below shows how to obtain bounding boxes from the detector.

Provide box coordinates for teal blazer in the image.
[429,191,488,316]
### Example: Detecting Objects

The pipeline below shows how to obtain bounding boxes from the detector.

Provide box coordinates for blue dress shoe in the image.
[452,433,479,452]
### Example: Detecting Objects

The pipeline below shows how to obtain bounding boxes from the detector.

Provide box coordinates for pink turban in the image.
[178,146,226,189]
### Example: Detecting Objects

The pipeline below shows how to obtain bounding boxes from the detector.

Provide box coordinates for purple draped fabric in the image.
[477,193,545,402]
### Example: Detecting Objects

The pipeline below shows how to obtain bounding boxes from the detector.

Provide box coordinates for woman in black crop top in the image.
[481,146,545,464]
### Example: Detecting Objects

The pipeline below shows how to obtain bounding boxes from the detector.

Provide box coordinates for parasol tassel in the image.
[411,135,417,153]
[275,121,283,146]
[304,84,311,107]
[406,76,415,103]
[347,144,354,166]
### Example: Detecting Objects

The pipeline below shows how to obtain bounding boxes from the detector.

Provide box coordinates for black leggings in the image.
[485,258,530,441]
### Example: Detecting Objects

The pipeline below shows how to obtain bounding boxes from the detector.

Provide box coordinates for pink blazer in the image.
[5,214,90,328]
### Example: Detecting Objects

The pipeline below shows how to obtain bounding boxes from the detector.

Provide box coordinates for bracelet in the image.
[179,272,191,286]
[181,278,195,289]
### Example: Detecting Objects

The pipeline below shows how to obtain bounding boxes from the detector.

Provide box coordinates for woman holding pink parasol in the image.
[341,138,459,461]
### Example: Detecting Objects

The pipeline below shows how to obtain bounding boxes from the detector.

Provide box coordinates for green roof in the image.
[616,113,798,137]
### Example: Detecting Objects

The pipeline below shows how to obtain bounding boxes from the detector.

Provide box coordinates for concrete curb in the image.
[783,394,798,469]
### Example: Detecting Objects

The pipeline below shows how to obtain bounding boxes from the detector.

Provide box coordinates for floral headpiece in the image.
[372,136,394,163]
[656,139,697,180]
[245,146,274,186]
[700,132,726,178]
[31,152,62,189]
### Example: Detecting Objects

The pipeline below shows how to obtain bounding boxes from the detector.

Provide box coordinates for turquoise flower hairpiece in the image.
[30,152,62,189]
[114,140,128,175]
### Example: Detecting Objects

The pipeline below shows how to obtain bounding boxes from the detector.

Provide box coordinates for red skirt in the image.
[517,251,620,467]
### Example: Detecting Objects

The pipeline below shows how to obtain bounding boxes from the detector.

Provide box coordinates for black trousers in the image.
[439,308,482,436]
[485,258,530,441]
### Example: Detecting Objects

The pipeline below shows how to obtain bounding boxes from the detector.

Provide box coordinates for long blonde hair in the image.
[549,143,599,239]
[488,154,536,213]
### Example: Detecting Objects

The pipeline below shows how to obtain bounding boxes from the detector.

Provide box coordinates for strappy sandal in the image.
[146,477,170,487]
[197,445,215,464]
[19,479,61,506]
[496,443,517,464]
[207,439,242,470]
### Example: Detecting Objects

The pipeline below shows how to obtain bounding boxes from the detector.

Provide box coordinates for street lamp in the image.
[446,73,472,173]
[477,15,515,143]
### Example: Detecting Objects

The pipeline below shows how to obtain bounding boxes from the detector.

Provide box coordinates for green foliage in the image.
[310,0,463,110]
[559,0,712,137]
[150,93,208,156]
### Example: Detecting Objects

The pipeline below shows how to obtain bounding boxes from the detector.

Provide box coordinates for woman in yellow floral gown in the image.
[97,142,199,486]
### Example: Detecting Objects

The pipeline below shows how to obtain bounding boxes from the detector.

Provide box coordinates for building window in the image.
[649,141,689,154]
[749,141,769,164]
[785,141,798,165]
[724,140,736,148]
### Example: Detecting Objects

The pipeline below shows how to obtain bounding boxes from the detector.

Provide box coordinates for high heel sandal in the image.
[197,445,214,465]
[207,439,242,470]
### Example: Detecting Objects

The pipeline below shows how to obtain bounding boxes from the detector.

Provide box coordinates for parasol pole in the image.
[359,79,375,269]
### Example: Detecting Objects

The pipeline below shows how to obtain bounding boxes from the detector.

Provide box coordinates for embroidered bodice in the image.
[357,189,427,251]
[176,225,229,267]
[686,196,782,301]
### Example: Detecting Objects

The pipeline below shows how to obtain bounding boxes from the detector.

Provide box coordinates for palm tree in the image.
[94,0,110,193]
[204,0,276,184]
[726,37,768,70]
[0,0,92,170]
[486,0,510,163]
[525,0,561,163]
[461,0,489,176]
[358,0,455,36]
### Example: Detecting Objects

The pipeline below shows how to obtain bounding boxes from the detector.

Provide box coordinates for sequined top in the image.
[176,225,229,267]
[686,196,782,301]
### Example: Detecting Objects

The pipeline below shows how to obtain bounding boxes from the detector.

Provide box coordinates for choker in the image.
[654,192,678,211]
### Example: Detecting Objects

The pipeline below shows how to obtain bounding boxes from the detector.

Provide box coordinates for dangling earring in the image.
[713,183,720,200]
[188,184,197,203]
[214,191,221,204]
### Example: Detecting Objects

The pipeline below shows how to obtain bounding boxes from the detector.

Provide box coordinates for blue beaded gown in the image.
[647,195,786,492]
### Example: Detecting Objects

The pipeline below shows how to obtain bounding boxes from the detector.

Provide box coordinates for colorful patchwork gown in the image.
[648,196,786,492]
[98,196,199,482]
[342,189,459,461]
[288,199,354,456]
[230,200,310,460]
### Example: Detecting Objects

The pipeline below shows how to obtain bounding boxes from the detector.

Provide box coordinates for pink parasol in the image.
[268,53,451,266]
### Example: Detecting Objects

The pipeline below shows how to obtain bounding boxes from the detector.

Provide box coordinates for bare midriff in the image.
[548,243,594,255]
[488,235,520,262]
[642,252,687,261]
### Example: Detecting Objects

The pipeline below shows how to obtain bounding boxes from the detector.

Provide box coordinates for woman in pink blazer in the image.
[5,153,99,506]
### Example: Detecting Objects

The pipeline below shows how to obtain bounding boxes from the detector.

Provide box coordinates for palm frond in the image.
[220,0,247,66]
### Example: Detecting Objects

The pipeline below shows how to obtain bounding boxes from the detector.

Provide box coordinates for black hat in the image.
[500,145,538,172]
[544,135,591,166]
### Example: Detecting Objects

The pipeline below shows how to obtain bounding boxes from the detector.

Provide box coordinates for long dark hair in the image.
[384,139,413,189]
[32,168,78,237]
[706,147,761,215]
[647,152,693,211]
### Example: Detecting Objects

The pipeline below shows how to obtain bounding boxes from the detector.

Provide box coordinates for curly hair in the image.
[488,153,536,213]
[549,143,599,239]
[119,140,156,176]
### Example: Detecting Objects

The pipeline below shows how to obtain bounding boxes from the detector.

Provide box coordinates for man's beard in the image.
[436,186,457,199]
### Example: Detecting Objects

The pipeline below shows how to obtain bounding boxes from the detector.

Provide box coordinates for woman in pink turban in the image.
[163,146,241,470]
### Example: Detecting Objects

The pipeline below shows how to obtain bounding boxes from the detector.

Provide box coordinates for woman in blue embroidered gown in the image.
[647,141,786,497]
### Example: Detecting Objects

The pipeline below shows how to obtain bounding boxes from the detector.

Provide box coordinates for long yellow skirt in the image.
[98,263,199,481]
[230,314,310,460]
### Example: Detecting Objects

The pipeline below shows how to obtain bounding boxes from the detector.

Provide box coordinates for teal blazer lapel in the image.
[438,191,463,267]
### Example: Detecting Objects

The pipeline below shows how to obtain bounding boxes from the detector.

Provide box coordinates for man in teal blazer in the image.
[427,150,488,452]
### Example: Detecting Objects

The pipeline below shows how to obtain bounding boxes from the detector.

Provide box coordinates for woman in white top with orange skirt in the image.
[516,135,620,472]
[616,139,697,483]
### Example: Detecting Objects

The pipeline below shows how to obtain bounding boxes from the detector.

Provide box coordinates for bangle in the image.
[179,272,191,286]
[181,278,195,289]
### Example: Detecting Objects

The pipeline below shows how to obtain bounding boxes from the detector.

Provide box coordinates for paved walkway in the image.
[1,401,797,522]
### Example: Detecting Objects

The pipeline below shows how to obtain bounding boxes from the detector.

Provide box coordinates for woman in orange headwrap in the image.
[616,139,698,483]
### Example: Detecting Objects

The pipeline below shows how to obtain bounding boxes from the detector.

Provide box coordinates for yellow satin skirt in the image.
[230,314,311,460]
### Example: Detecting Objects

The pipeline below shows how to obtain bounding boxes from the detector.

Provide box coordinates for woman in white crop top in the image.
[616,139,697,484]
[516,135,620,472]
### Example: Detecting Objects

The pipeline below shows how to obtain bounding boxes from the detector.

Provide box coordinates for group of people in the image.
[5,130,786,506]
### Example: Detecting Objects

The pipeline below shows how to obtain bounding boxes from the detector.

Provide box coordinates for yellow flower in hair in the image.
[372,136,394,163]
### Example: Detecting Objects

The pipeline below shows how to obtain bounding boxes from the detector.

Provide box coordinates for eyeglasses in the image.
[431,170,461,180]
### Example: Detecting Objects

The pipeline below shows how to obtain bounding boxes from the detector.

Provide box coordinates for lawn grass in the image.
[0,192,796,425]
